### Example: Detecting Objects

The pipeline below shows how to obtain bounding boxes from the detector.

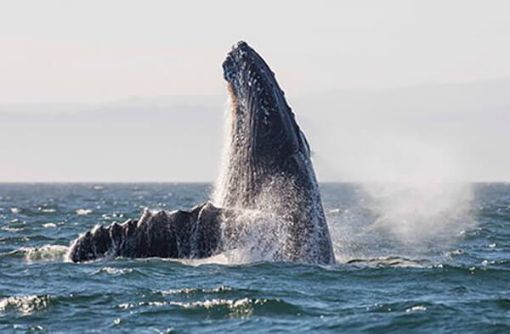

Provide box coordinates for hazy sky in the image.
[1,1,509,182]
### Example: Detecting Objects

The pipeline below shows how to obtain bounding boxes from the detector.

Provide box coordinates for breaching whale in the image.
[69,41,335,264]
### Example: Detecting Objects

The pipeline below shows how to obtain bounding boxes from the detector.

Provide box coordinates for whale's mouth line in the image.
[223,41,274,83]
[222,41,282,122]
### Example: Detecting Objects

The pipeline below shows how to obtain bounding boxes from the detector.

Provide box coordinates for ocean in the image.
[0,183,508,333]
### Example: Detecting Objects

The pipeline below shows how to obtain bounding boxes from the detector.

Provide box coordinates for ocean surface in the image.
[0,183,509,333]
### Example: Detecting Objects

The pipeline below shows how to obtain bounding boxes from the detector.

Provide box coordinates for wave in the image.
[75,208,93,216]
[118,297,303,318]
[94,266,134,276]
[0,295,50,315]
[158,285,234,296]
[344,256,433,268]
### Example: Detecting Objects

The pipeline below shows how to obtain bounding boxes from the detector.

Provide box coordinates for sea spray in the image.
[328,182,475,263]
[23,245,70,263]
[211,96,299,263]
[316,136,477,261]
[363,181,474,245]
[212,94,235,208]
[216,176,304,263]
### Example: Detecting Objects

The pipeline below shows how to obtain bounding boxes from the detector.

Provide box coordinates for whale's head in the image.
[222,41,310,167]
[216,42,334,264]
[218,41,312,207]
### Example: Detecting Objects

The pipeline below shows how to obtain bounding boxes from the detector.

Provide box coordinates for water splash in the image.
[210,96,294,263]
[212,95,235,208]
[23,245,70,263]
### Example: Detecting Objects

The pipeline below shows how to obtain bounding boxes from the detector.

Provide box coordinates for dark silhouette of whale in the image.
[69,41,335,264]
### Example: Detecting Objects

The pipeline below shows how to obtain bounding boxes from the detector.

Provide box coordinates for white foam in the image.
[0,295,50,315]
[159,286,232,295]
[22,245,69,262]
[170,298,253,309]
[406,305,427,313]
[1,226,24,232]
[97,267,133,275]
[76,208,92,216]
[40,208,56,213]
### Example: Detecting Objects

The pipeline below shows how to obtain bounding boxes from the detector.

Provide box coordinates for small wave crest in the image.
[170,297,302,317]
[345,256,433,268]
[0,295,50,315]
[118,297,301,318]
[158,285,233,296]
[94,267,134,276]
[76,209,93,216]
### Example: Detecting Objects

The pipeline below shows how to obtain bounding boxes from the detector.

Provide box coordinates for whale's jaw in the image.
[217,41,335,264]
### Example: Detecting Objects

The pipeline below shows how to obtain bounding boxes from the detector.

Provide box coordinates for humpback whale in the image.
[69,41,335,264]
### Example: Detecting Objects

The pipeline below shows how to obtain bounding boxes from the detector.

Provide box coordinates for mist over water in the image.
[363,182,474,246]
[316,138,476,263]
[328,182,474,264]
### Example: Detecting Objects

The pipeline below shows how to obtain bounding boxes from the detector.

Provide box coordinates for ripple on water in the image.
[1,226,24,233]
[118,297,303,319]
[345,256,433,268]
[158,285,234,296]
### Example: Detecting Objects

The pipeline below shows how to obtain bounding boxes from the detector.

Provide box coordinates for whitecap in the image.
[97,267,133,275]
[42,223,57,229]
[168,298,262,317]
[159,286,232,295]
[0,295,50,315]
[76,209,92,216]
[1,226,24,232]
[170,297,256,310]
[406,305,427,313]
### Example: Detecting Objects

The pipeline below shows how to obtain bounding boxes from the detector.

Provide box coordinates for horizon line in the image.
[0,180,508,185]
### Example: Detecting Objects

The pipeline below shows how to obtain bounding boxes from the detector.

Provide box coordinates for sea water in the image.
[0,183,508,333]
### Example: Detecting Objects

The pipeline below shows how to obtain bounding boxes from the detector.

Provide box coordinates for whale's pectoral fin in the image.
[68,202,223,262]
[191,202,223,258]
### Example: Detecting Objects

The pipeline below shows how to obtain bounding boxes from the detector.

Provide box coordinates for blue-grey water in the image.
[0,183,508,333]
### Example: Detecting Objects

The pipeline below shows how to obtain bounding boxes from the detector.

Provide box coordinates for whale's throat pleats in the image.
[212,41,335,264]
